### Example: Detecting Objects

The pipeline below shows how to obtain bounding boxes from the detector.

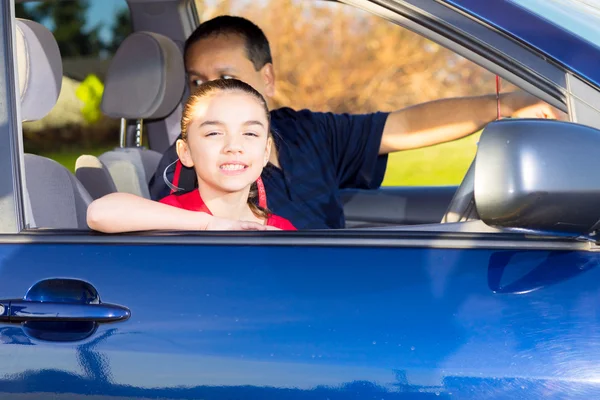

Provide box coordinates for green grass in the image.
[382,131,480,186]
[37,133,480,186]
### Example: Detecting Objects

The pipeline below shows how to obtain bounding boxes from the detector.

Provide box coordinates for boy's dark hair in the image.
[184,15,273,71]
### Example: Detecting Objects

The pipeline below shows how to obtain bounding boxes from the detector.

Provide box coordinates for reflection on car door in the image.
[1,239,599,399]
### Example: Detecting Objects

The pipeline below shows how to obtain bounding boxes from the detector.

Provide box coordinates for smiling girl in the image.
[87,79,295,231]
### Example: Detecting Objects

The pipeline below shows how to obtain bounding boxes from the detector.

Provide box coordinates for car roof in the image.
[442,0,600,88]
[510,0,600,47]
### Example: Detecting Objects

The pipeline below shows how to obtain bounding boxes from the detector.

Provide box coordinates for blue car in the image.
[2,0,600,398]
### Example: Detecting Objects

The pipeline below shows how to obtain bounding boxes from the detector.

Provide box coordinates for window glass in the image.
[194,0,522,186]
[15,0,131,172]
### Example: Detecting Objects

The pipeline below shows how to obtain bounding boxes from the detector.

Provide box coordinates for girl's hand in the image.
[205,216,269,231]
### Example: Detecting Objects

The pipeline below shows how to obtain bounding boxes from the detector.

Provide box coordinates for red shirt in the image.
[159,190,297,231]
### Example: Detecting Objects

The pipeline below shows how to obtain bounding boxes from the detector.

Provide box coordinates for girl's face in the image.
[177,91,271,195]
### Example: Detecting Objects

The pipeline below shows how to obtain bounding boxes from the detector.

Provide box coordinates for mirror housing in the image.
[475,119,600,234]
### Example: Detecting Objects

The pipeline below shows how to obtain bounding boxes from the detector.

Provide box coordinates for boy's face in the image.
[185,34,275,101]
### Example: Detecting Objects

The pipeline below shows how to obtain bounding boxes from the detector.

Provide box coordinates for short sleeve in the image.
[317,111,390,189]
[267,214,297,230]
[158,194,181,208]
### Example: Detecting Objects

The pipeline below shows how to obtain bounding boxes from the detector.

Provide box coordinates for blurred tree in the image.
[196,0,508,114]
[14,3,44,21]
[39,0,103,57]
[16,1,103,57]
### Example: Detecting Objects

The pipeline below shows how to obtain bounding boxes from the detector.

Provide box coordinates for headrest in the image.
[101,32,185,120]
[15,19,62,121]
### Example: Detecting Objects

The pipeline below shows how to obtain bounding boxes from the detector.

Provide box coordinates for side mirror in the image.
[475,119,600,235]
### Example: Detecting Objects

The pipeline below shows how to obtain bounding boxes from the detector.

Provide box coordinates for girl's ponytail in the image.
[247,180,270,219]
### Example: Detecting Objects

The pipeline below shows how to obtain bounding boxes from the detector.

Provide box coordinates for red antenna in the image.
[495,75,501,120]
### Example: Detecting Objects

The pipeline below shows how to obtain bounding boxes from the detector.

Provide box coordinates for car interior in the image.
[10,0,566,235]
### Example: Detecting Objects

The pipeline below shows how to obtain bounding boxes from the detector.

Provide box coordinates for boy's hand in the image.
[502,91,567,120]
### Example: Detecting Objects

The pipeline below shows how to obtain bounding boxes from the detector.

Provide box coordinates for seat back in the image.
[16,18,92,229]
[76,148,162,200]
[97,147,160,198]
[74,155,118,200]
[25,154,91,229]
[79,31,185,199]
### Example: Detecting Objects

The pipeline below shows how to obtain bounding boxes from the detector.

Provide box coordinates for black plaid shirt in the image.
[149,107,389,229]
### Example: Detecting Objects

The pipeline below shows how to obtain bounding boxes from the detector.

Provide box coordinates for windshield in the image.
[509,0,600,47]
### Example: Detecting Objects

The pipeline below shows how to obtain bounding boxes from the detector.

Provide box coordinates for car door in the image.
[2,1,600,400]
[3,234,600,400]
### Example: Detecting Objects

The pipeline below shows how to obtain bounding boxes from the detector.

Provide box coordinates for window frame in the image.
[11,228,599,252]
[0,0,24,234]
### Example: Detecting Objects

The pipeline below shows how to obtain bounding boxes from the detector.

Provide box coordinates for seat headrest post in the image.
[119,118,127,148]
[135,119,144,148]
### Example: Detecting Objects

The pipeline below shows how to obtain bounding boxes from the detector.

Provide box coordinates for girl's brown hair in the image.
[180,78,271,219]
